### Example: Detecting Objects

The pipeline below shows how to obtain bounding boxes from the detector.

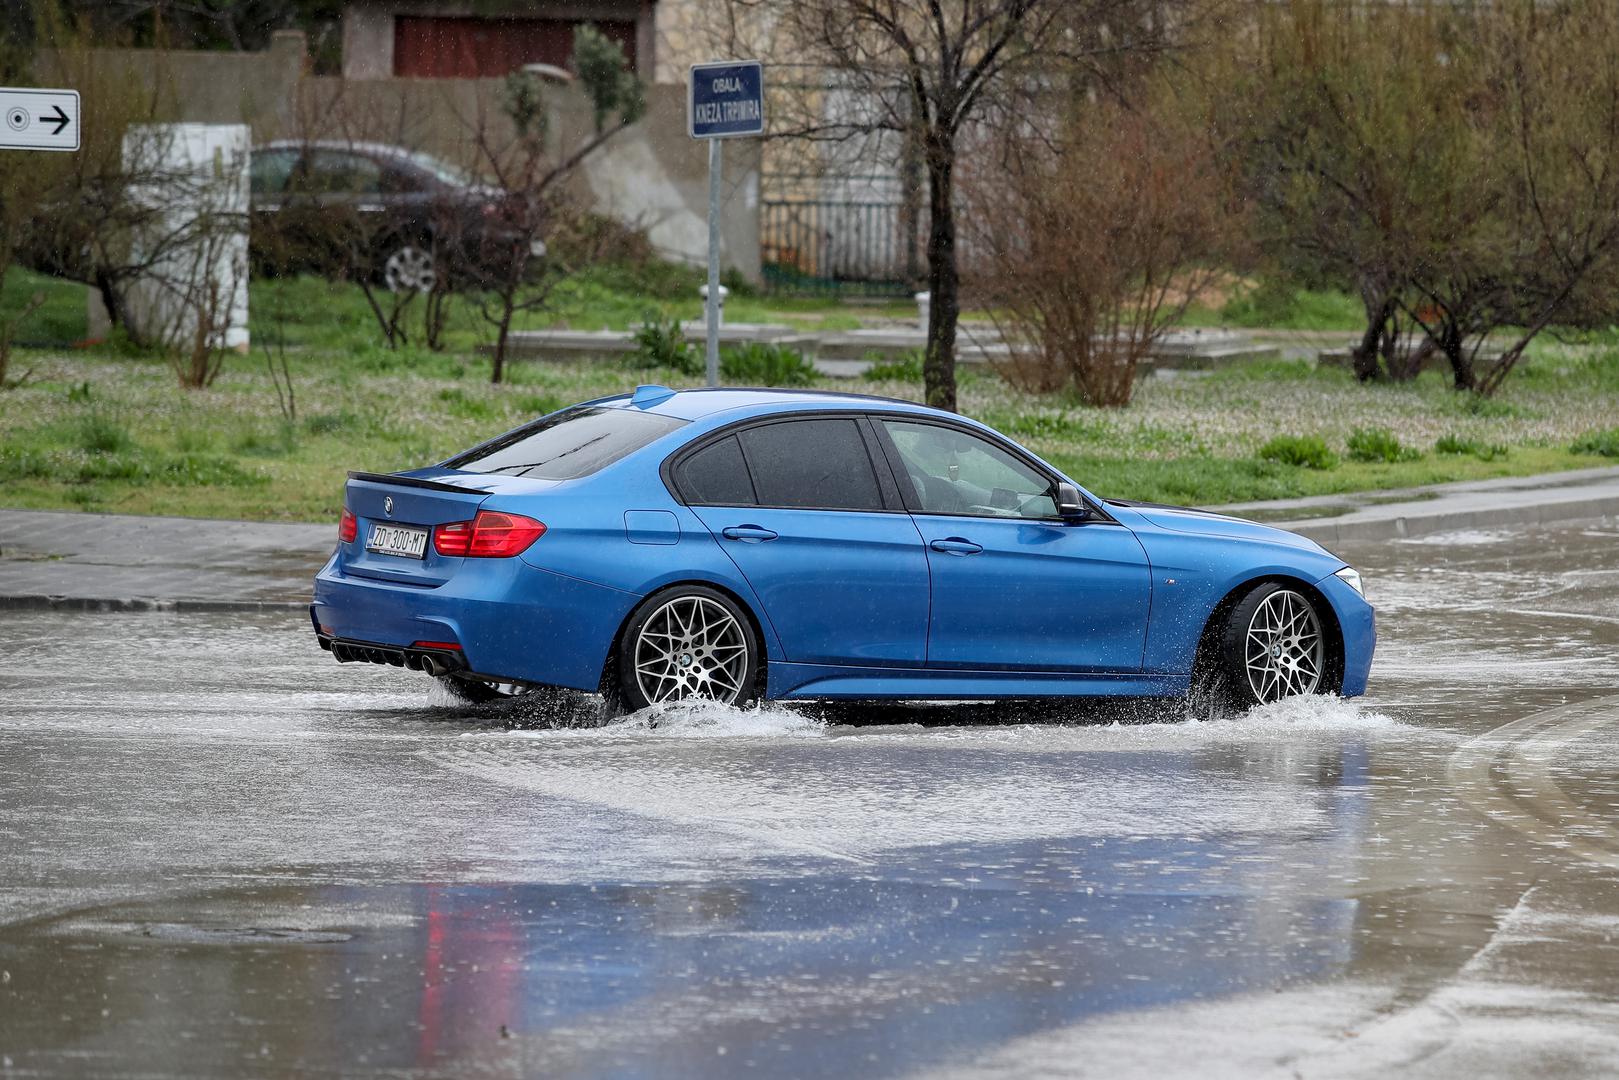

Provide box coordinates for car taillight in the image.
[339,507,357,544]
[433,510,546,558]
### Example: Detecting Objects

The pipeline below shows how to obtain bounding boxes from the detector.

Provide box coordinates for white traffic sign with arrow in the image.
[0,88,80,152]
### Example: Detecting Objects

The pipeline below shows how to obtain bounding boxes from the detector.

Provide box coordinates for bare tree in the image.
[1404,0,1619,396]
[972,81,1233,406]
[1228,0,1493,384]
[18,22,191,335]
[452,26,644,384]
[708,0,1183,411]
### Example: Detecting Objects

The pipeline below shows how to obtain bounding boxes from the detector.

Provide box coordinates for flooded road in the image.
[1,523,1616,1078]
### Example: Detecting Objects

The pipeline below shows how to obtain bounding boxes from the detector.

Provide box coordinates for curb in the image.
[0,595,307,614]
[1279,492,1619,545]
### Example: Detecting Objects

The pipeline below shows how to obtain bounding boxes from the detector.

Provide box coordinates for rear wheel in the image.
[1215,582,1329,707]
[617,586,760,711]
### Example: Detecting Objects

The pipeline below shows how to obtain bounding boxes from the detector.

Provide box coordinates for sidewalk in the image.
[1,466,1616,609]
[0,509,332,611]
[1213,465,1619,545]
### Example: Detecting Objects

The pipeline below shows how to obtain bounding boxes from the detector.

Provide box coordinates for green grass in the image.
[1180,281,1364,332]
[1571,426,1619,457]
[1046,446,1590,507]
[1,266,90,344]
[2,266,1617,522]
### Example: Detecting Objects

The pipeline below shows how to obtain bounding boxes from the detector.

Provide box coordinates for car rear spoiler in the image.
[347,470,475,494]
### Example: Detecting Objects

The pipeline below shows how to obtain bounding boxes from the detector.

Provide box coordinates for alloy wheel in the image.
[1243,589,1324,703]
[632,595,750,705]
[383,245,437,293]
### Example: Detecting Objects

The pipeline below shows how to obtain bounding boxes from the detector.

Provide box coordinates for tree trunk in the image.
[923,131,958,413]
[95,269,127,336]
[900,126,924,287]
[1441,323,1475,391]
[491,301,513,384]
[1351,290,1390,382]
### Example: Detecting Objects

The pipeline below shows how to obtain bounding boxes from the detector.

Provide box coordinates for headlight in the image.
[1334,566,1365,599]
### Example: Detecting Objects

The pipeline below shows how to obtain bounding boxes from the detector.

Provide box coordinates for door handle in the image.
[929,537,983,556]
[722,525,778,543]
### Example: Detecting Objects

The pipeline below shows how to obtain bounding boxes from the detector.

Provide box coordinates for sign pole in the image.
[688,59,763,390]
[706,138,722,387]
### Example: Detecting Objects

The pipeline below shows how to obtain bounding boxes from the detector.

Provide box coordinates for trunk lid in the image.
[341,471,493,586]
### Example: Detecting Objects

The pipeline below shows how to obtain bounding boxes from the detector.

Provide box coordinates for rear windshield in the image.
[445,407,686,480]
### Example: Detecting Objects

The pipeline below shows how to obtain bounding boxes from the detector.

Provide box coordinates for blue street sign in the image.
[689,61,764,139]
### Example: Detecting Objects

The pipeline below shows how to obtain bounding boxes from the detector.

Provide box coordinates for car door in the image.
[874,417,1153,673]
[675,416,932,667]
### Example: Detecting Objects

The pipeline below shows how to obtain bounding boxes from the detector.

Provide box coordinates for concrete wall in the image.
[40,32,759,280]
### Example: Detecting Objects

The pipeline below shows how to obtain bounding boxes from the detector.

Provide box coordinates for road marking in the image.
[1447,693,1619,870]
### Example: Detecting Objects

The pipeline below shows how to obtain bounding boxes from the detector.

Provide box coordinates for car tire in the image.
[1214,581,1331,708]
[383,243,437,293]
[616,586,761,711]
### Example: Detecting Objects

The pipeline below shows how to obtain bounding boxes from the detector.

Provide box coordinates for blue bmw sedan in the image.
[312,386,1374,711]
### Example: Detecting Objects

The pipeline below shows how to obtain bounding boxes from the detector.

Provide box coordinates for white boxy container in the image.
[120,123,250,352]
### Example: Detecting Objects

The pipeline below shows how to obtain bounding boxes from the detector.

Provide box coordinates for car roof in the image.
[254,139,428,163]
[595,386,959,424]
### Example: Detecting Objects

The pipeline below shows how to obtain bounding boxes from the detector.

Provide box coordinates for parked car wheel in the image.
[617,586,760,711]
[383,243,437,293]
[1218,582,1329,706]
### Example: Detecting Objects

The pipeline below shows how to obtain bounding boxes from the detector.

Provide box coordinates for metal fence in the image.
[760,199,919,297]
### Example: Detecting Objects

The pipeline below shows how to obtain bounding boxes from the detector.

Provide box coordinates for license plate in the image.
[366,523,429,560]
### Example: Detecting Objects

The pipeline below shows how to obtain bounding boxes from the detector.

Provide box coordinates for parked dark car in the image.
[249,140,539,291]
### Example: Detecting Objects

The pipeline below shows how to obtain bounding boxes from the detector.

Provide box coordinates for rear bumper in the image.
[316,631,469,678]
[310,554,641,691]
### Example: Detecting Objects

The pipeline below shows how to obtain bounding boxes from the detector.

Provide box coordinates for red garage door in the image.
[394,16,637,79]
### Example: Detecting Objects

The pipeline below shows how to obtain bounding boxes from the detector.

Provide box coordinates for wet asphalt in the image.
[1,522,1617,1078]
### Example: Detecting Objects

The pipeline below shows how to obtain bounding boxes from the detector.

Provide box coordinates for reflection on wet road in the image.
[1,523,1616,1077]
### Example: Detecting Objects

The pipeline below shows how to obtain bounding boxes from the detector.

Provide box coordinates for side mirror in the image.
[1055,482,1089,520]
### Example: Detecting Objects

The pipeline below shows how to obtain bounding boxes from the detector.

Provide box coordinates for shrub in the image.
[1435,434,1507,460]
[721,342,817,387]
[627,311,701,375]
[1346,426,1421,463]
[865,350,924,382]
[1572,427,1619,457]
[1258,434,1338,470]
[75,413,134,455]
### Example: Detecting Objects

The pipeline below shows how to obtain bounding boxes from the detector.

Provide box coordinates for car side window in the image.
[305,151,383,194]
[250,149,296,195]
[379,163,426,196]
[736,419,884,511]
[880,419,1058,519]
[679,435,757,506]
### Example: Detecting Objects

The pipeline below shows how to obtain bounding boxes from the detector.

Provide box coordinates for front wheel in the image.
[383,243,437,293]
[616,586,760,711]
[1216,582,1329,707]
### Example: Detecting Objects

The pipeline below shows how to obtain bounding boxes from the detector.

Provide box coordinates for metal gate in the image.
[760,199,918,297]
